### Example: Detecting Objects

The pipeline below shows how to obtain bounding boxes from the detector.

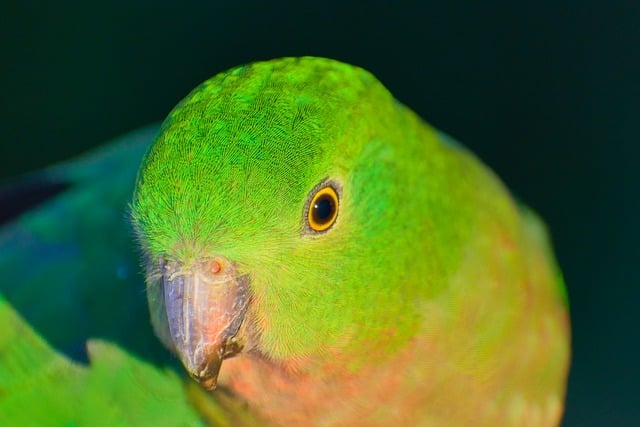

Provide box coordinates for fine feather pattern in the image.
[131,57,569,426]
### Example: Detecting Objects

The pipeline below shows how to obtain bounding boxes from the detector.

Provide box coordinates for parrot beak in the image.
[162,258,249,390]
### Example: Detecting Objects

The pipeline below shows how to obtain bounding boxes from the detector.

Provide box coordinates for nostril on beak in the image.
[210,259,223,275]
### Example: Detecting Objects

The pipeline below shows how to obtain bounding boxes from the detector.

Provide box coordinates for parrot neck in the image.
[217,339,426,426]
[215,219,570,426]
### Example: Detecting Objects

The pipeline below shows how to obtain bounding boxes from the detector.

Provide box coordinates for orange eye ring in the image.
[307,185,339,232]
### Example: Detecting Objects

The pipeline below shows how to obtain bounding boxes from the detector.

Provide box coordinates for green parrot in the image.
[130,57,570,426]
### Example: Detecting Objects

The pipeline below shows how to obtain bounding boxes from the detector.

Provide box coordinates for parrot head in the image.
[131,57,439,389]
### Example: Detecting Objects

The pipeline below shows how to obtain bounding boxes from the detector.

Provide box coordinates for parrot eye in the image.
[306,184,339,232]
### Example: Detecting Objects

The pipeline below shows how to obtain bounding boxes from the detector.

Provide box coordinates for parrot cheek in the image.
[162,258,250,390]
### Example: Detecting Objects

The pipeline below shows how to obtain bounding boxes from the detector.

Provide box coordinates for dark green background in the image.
[1,1,638,425]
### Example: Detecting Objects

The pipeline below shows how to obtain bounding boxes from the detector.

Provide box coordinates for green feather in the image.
[1,56,569,426]
[132,57,570,426]
[0,126,262,426]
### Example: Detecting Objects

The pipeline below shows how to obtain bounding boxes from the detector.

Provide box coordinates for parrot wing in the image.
[0,125,263,426]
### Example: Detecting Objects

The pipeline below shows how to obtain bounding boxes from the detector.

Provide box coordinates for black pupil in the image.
[312,195,335,224]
